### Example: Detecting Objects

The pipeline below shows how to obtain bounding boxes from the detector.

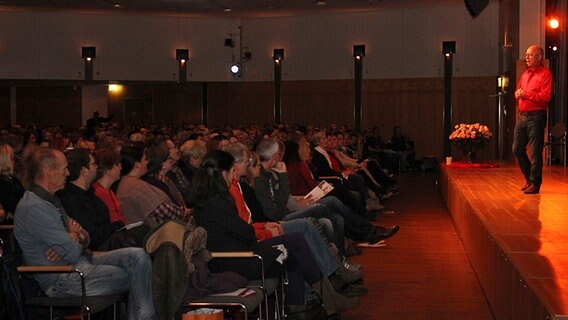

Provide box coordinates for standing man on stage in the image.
[513,44,553,194]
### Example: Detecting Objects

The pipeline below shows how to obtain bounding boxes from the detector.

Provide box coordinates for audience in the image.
[1,120,408,318]
[191,150,358,316]
[0,142,25,224]
[14,147,156,320]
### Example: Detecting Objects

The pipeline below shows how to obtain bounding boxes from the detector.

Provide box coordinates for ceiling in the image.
[0,0,463,18]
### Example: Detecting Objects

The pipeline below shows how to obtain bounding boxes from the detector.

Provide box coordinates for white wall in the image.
[0,1,499,82]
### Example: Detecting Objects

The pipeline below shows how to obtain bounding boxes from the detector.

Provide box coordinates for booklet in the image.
[304,180,334,202]
[118,221,144,231]
[211,288,256,297]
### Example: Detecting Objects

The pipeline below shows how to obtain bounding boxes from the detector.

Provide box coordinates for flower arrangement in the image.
[449,123,493,161]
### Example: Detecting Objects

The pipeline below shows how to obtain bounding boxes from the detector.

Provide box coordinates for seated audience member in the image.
[14,147,156,320]
[255,139,399,251]
[177,139,207,185]
[224,143,366,295]
[390,125,416,171]
[144,143,186,208]
[331,132,399,193]
[161,138,192,206]
[93,148,128,225]
[58,148,124,250]
[192,150,358,316]
[310,131,385,212]
[0,142,25,223]
[284,137,369,218]
[59,148,149,250]
[116,144,190,228]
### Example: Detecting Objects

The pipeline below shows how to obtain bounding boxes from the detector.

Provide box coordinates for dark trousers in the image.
[512,110,547,186]
[263,233,322,304]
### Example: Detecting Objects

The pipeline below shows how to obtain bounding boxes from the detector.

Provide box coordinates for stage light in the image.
[82,46,96,60]
[273,48,284,62]
[353,45,365,59]
[442,41,456,56]
[82,46,96,80]
[176,49,189,62]
[230,63,240,74]
[549,18,560,29]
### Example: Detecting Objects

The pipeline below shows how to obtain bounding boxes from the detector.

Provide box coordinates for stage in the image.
[439,163,568,320]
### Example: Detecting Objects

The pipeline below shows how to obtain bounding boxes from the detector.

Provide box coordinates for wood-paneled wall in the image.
[2,76,498,160]
[0,87,9,128]
[15,86,82,128]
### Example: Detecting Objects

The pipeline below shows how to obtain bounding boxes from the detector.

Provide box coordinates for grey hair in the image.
[221,142,248,162]
[256,139,280,162]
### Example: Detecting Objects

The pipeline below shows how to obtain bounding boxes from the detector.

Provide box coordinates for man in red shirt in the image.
[513,45,553,194]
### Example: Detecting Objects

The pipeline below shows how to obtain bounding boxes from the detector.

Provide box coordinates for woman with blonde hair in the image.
[0,143,25,223]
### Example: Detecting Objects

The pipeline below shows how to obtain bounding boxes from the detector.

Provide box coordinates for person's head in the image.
[95,148,122,183]
[65,148,97,186]
[222,142,251,180]
[146,143,172,176]
[120,143,148,177]
[180,139,207,168]
[333,132,345,147]
[190,150,235,205]
[163,138,180,162]
[310,130,328,148]
[282,140,301,165]
[22,147,69,193]
[525,45,544,69]
[256,138,281,167]
[0,143,15,176]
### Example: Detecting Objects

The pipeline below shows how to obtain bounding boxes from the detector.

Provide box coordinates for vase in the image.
[463,150,477,164]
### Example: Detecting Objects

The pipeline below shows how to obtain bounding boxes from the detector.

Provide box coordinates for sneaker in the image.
[342,256,362,271]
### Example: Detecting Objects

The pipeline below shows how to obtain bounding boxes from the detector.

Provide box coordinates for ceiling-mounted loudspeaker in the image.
[465,0,489,18]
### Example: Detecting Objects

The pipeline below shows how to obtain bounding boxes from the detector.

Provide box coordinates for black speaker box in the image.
[465,0,489,18]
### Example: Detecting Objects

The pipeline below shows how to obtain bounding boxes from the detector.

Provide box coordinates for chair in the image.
[1,225,122,320]
[546,123,567,166]
[180,251,282,320]
[17,265,123,320]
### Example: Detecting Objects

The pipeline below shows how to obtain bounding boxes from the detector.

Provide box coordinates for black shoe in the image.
[369,225,400,243]
[329,274,349,292]
[521,182,531,191]
[524,184,540,194]
[340,285,368,297]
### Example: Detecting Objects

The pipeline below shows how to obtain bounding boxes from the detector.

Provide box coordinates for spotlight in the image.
[82,46,96,60]
[230,63,241,74]
[273,48,284,62]
[549,18,560,29]
[442,41,456,55]
[176,49,189,62]
[353,45,365,59]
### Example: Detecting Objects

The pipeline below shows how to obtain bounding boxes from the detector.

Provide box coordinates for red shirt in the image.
[516,65,553,112]
[228,180,271,241]
[93,182,128,225]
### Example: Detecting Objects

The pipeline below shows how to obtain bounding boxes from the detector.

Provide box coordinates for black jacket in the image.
[58,183,123,250]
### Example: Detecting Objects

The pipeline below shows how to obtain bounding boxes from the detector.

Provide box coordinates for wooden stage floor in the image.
[440,163,568,320]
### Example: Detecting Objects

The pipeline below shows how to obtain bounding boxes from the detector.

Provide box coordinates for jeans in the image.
[318,196,375,242]
[44,248,156,320]
[282,203,345,255]
[513,110,547,186]
[281,219,338,277]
